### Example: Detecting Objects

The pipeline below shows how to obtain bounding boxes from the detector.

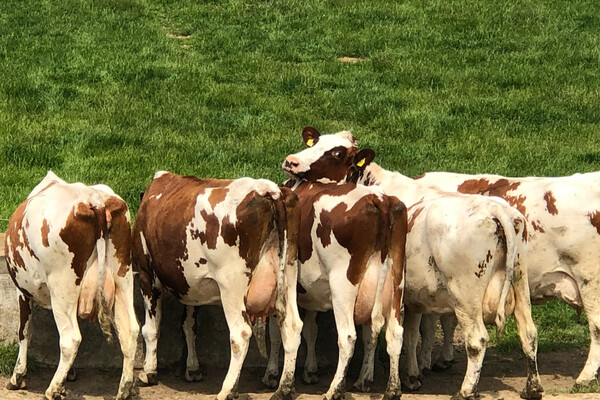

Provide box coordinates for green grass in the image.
[493,300,590,353]
[1,0,599,363]
[0,342,18,376]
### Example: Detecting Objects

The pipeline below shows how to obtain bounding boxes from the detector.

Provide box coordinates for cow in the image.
[261,179,408,400]
[411,169,600,386]
[281,127,544,400]
[132,171,302,400]
[4,171,139,400]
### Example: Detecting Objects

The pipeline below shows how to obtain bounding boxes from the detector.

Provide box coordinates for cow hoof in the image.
[270,388,295,400]
[432,360,454,372]
[383,388,402,400]
[137,372,158,386]
[302,370,319,384]
[66,368,77,382]
[262,373,279,389]
[116,379,138,400]
[520,383,544,400]
[422,367,431,376]
[47,386,67,400]
[185,369,203,382]
[6,377,26,390]
[226,392,249,400]
[324,392,345,400]
[401,376,421,391]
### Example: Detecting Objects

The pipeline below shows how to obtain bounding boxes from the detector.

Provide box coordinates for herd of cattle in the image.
[4,127,600,400]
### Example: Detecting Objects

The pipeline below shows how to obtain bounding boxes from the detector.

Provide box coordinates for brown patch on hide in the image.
[41,219,50,247]
[105,197,132,277]
[407,202,424,233]
[18,294,31,341]
[209,187,229,208]
[59,203,98,285]
[543,191,558,215]
[531,220,545,233]
[303,146,358,183]
[457,178,527,216]
[588,211,600,235]
[475,250,493,278]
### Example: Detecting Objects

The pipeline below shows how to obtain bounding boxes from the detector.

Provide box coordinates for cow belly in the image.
[354,261,383,325]
[530,271,583,311]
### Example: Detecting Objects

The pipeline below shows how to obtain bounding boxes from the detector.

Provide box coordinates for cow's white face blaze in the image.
[282,128,358,183]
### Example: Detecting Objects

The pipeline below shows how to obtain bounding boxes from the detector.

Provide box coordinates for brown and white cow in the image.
[262,179,407,400]
[132,171,302,400]
[282,128,544,400]
[412,169,600,385]
[4,171,139,400]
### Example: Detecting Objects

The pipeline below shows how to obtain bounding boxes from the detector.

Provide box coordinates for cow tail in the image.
[94,205,115,343]
[491,207,520,338]
[387,197,408,324]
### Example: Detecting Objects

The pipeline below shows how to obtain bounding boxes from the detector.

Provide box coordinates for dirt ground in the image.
[1,347,599,400]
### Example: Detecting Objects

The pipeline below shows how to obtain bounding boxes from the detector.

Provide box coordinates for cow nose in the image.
[283,156,300,171]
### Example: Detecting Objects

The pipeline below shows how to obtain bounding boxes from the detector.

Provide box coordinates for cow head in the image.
[283,127,375,183]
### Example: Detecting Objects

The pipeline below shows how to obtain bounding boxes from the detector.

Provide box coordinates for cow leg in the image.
[46,292,82,400]
[302,310,319,384]
[113,275,141,400]
[576,277,600,386]
[402,309,422,390]
[262,317,282,388]
[433,314,458,371]
[325,280,359,400]
[383,307,404,400]
[182,305,203,382]
[218,289,252,400]
[512,275,543,399]
[7,292,32,391]
[453,308,488,400]
[272,297,303,400]
[139,279,163,386]
[353,325,376,392]
[418,314,438,376]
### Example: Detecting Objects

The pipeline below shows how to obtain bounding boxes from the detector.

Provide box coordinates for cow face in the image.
[282,127,359,183]
[283,127,376,184]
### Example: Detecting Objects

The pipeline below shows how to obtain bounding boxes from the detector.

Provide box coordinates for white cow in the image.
[4,171,139,400]
[281,128,544,400]
[413,169,600,386]
[262,179,407,400]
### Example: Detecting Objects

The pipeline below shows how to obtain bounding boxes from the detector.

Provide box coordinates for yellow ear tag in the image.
[306,138,314,147]
[356,158,366,167]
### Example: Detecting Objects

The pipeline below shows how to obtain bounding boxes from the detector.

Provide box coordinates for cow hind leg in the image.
[383,308,404,400]
[576,279,600,387]
[7,292,32,391]
[453,308,488,400]
[402,310,422,391]
[272,294,303,400]
[418,314,438,376]
[302,310,319,384]
[353,325,377,392]
[325,279,359,400]
[183,305,203,382]
[46,298,82,400]
[139,279,163,386]
[433,314,458,372]
[218,290,252,400]
[262,317,282,388]
[113,276,141,400]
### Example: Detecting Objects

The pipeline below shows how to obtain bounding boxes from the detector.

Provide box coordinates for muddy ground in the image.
[1,346,598,400]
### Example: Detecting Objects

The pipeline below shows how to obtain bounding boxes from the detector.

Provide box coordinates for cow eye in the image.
[332,150,342,159]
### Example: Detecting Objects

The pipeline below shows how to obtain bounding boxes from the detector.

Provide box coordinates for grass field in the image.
[1,0,599,364]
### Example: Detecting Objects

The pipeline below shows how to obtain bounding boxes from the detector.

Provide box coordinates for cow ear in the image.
[353,149,375,170]
[302,126,320,147]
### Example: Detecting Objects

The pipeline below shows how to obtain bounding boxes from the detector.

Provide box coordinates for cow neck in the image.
[359,163,443,207]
